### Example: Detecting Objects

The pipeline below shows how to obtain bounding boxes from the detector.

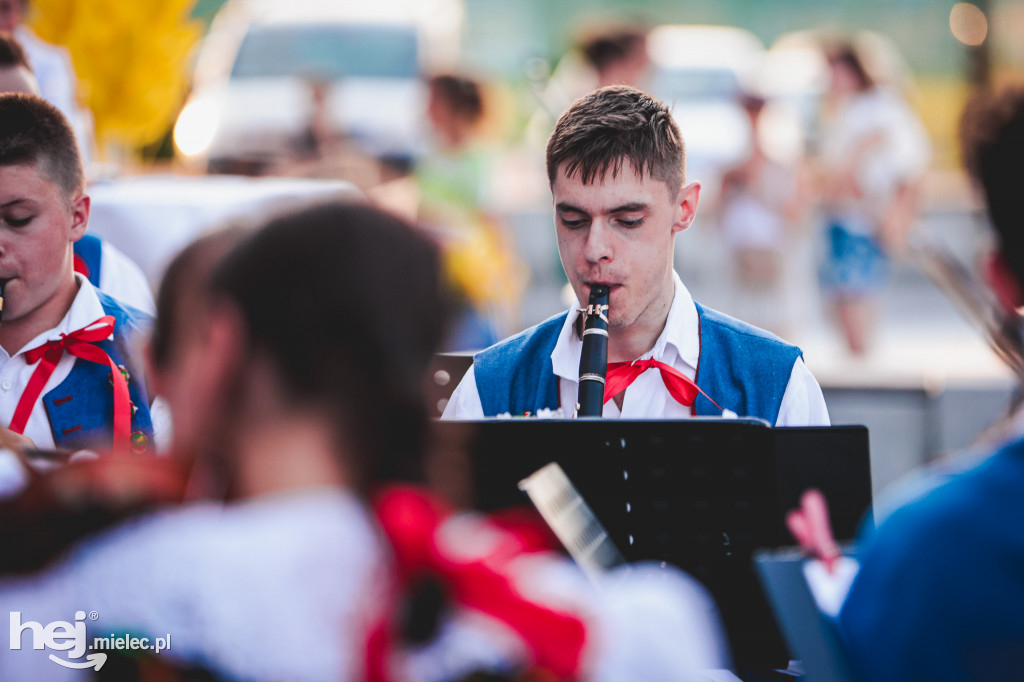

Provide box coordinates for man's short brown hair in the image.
[546,85,685,196]
[0,92,83,199]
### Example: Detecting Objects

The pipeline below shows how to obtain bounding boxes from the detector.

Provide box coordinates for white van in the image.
[174,0,462,171]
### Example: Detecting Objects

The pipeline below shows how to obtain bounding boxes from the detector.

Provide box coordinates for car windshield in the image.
[230,23,419,80]
[651,68,742,103]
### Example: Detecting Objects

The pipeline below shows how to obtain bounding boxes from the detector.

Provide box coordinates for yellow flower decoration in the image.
[443,214,526,309]
[29,0,201,149]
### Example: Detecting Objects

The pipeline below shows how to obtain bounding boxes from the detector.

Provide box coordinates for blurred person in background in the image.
[0,0,94,167]
[719,91,807,337]
[273,77,390,191]
[417,73,525,351]
[816,42,930,356]
[444,86,829,425]
[581,27,651,90]
[0,29,31,93]
[0,93,156,482]
[836,86,1024,682]
[0,43,153,313]
[525,25,650,146]
[0,200,730,681]
[296,78,335,162]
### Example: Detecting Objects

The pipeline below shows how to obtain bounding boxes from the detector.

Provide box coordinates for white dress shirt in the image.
[443,272,829,426]
[0,275,153,449]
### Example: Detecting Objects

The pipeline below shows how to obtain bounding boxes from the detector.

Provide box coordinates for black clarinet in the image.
[576,285,609,417]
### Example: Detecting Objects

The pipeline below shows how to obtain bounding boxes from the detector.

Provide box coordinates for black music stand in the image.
[433,418,872,674]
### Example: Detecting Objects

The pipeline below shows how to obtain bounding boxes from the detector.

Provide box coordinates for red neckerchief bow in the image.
[604,358,723,411]
[9,315,131,453]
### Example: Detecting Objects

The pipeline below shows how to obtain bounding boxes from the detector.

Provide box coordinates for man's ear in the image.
[68,193,90,242]
[672,181,701,235]
[985,251,1024,312]
[201,304,247,399]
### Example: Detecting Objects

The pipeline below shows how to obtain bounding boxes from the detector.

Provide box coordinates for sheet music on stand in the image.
[436,418,872,673]
[517,462,628,587]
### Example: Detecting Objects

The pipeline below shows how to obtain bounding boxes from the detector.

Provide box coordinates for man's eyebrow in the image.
[608,202,649,213]
[555,202,587,214]
[0,198,26,209]
[555,201,650,214]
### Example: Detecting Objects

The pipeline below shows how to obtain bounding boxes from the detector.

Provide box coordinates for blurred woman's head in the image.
[153,201,447,492]
[0,31,36,95]
[826,44,874,95]
[426,74,484,148]
[149,225,250,459]
[0,1,25,35]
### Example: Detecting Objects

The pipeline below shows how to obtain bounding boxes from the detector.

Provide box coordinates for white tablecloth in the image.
[86,174,360,286]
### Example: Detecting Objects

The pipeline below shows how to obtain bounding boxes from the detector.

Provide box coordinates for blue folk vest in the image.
[73,234,104,288]
[41,290,155,452]
[473,303,802,424]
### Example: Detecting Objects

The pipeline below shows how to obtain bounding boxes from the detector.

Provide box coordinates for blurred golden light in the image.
[950,3,989,46]
[173,98,220,158]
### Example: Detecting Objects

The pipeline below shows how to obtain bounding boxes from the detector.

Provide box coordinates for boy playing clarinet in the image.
[443,86,828,424]
[0,93,154,460]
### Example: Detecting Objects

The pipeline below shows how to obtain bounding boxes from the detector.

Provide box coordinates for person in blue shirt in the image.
[838,87,1024,681]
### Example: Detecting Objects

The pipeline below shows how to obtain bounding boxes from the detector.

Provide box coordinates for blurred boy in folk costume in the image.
[416,73,526,351]
[0,93,155,464]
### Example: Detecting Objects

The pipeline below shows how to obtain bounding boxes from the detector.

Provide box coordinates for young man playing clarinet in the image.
[0,93,155,465]
[443,86,829,425]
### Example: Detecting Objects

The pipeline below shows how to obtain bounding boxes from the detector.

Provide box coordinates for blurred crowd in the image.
[161,11,937,356]
[0,0,944,356]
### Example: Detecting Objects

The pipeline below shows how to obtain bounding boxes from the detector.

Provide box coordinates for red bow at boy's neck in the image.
[9,316,131,454]
[603,358,723,412]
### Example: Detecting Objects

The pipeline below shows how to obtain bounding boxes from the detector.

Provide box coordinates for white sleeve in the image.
[440,366,485,419]
[149,396,173,454]
[776,358,830,427]
[0,498,384,681]
[589,564,731,680]
[99,241,156,315]
[0,515,197,682]
[509,558,727,681]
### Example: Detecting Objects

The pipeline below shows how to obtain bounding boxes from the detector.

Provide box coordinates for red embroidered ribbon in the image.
[604,358,723,411]
[8,315,131,453]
